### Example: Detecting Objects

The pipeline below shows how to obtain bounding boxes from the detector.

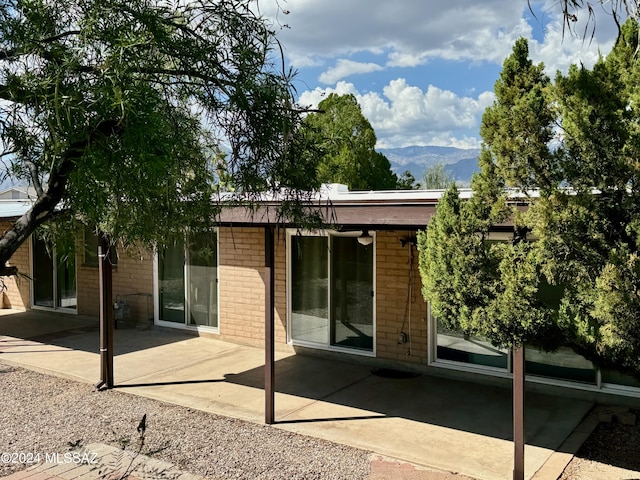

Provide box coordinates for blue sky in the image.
[264,0,623,149]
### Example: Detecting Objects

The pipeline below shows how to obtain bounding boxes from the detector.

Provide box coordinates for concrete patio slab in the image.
[0,309,596,480]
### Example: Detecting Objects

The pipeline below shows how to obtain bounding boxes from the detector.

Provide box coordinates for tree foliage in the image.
[421,163,454,190]
[533,0,636,40]
[301,93,397,191]
[419,21,640,379]
[0,0,317,275]
[396,170,419,189]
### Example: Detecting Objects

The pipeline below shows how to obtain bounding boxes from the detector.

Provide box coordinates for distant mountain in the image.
[379,145,481,186]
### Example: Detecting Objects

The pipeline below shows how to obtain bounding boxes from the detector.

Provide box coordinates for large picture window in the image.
[289,231,374,353]
[157,231,218,330]
[435,321,509,370]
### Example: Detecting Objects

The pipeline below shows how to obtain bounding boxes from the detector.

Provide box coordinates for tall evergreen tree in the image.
[419,20,640,378]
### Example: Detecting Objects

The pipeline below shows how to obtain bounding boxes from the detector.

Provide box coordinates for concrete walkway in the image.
[0,309,596,480]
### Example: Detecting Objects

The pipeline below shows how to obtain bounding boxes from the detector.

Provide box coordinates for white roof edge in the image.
[215,184,544,204]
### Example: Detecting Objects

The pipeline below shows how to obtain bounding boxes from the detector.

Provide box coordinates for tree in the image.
[0,0,317,276]
[419,22,640,379]
[396,170,419,189]
[421,163,454,189]
[531,0,635,40]
[301,93,397,191]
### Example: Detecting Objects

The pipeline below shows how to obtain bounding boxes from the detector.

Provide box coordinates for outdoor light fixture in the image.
[357,230,373,246]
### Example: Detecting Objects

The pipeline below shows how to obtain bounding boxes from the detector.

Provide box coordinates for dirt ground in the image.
[560,408,640,480]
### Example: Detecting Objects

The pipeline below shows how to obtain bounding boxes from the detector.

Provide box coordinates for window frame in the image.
[153,229,220,334]
[286,229,376,357]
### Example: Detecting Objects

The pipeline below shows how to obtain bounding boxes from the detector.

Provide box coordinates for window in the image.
[435,321,509,370]
[32,235,77,311]
[83,227,99,267]
[157,231,218,330]
[288,231,375,353]
[525,346,596,384]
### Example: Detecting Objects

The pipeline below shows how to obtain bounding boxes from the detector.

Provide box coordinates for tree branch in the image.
[24,159,43,196]
[38,30,81,44]
[0,48,18,61]
[0,118,123,275]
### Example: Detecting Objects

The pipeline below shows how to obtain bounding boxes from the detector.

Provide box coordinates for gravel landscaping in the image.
[560,408,640,480]
[0,364,371,480]
[3,361,639,480]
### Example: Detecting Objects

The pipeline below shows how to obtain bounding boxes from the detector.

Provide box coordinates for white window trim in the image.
[286,228,376,358]
[153,230,220,334]
[427,303,640,397]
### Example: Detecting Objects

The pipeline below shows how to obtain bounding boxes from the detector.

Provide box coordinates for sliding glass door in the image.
[330,236,374,350]
[290,236,329,344]
[289,232,374,353]
[157,231,218,329]
[32,236,77,311]
[187,233,218,328]
[158,237,186,323]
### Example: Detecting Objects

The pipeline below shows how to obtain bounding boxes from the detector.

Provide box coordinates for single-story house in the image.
[1,184,639,397]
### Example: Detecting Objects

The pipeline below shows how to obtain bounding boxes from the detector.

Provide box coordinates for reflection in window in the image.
[436,322,509,369]
[525,347,597,384]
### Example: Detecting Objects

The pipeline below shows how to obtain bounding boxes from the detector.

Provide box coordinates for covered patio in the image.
[0,308,598,480]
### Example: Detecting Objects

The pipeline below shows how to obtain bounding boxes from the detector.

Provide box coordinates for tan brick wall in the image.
[217,227,287,348]
[1,221,30,310]
[76,239,153,321]
[375,230,428,365]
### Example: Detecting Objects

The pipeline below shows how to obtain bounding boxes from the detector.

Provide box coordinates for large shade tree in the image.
[419,20,640,379]
[0,0,318,276]
[301,93,397,191]
[534,0,636,38]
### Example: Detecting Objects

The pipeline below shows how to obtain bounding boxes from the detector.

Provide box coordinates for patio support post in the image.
[264,225,275,424]
[97,238,114,390]
[513,345,525,480]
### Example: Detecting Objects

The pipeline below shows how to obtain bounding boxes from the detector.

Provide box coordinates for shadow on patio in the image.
[0,308,596,480]
[0,308,194,355]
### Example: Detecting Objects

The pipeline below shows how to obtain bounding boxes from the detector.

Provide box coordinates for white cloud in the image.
[281,0,625,148]
[318,59,384,84]
[273,1,621,72]
[298,79,494,149]
[528,11,616,75]
[274,1,529,68]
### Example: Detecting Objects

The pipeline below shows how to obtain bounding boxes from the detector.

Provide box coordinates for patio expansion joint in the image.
[276,371,376,422]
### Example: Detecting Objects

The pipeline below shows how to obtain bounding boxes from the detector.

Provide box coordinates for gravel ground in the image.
[5,362,638,480]
[560,409,640,480]
[0,364,371,480]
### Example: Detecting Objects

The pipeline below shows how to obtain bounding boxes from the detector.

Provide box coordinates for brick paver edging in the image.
[3,443,205,480]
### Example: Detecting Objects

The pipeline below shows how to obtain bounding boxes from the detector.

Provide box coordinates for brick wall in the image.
[217,227,287,348]
[375,230,428,365]
[1,221,30,310]
[76,240,153,321]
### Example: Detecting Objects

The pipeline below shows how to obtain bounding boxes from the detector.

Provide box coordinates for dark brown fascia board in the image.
[214,196,527,230]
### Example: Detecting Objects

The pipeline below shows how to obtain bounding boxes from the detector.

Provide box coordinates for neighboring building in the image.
[0,185,638,396]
